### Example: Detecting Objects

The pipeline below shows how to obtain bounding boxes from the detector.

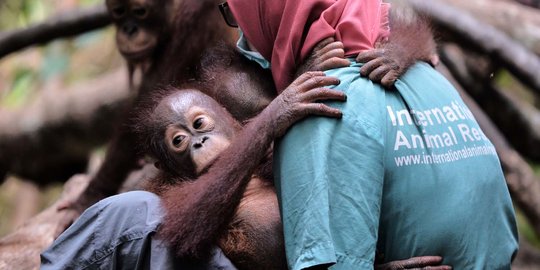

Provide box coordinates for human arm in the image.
[159,72,345,259]
[376,256,452,270]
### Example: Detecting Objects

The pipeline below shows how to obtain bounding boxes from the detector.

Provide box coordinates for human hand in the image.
[296,37,350,78]
[375,256,452,270]
[266,71,345,137]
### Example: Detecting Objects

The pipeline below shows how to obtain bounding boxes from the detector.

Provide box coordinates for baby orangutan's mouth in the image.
[197,157,218,176]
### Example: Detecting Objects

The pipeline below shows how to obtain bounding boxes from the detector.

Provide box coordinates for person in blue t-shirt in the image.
[226,0,519,269]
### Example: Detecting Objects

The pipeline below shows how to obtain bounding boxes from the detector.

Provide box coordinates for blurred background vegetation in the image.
[0,0,122,236]
[0,0,539,262]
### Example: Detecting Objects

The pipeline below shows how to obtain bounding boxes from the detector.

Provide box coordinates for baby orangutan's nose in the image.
[193,136,209,149]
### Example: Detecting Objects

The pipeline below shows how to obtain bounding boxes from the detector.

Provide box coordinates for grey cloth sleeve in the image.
[40,191,237,270]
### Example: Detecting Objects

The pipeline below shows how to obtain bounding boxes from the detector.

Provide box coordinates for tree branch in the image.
[0,69,131,185]
[512,0,540,9]
[438,0,540,56]
[406,0,540,95]
[0,5,110,60]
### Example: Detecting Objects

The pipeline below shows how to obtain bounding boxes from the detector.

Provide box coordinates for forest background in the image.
[0,0,539,268]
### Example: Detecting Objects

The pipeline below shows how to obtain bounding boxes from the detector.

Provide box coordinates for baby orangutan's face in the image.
[154,90,239,175]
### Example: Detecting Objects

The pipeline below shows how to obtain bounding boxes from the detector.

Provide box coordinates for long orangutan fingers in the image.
[302,103,342,119]
[356,48,384,63]
[298,75,340,92]
[319,57,350,71]
[315,46,347,70]
[293,71,326,86]
[323,47,346,59]
[369,65,391,82]
[302,88,346,103]
[360,57,385,77]
[316,41,345,57]
[380,71,399,88]
[312,37,336,54]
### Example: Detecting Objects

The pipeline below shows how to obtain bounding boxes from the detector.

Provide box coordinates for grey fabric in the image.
[41,191,237,270]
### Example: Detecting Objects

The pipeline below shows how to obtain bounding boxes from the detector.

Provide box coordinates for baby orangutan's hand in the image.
[356,47,405,89]
[357,11,439,88]
[295,37,350,78]
[375,255,452,270]
[266,71,345,138]
[299,38,416,89]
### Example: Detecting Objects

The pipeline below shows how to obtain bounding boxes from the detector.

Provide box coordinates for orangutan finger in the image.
[369,65,391,82]
[360,57,385,76]
[356,49,385,63]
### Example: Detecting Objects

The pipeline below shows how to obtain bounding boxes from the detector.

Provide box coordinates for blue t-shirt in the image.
[274,62,518,269]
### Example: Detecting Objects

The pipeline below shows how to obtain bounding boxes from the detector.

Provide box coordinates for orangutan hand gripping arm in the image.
[357,13,438,87]
[159,72,345,259]
[298,11,438,88]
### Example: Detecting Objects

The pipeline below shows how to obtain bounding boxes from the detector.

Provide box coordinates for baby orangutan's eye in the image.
[172,135,185,147]
[193,118,204,129]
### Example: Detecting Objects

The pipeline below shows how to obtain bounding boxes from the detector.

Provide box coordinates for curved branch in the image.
[438,0,540,56]
[407,0,540,95]
[0,69,131,185]
[0,5,111,60]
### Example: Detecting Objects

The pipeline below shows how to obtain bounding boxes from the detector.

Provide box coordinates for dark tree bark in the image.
[0,69,131,185]
[406,0,540,95]
[0,5,110,59]
[438,0,540,55]
[513,0,540,8]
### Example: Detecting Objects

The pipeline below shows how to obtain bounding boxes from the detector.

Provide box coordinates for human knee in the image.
[107,190,159,206]
[100,191,162,216]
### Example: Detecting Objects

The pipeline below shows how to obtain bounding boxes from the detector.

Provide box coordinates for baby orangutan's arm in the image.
[298,12,438,88]
[159,72,344,259]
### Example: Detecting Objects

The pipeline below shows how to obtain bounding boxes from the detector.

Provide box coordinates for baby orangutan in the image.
[136,72,345,270]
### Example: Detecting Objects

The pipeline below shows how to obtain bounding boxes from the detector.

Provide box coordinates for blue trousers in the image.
[41,191,237,270]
